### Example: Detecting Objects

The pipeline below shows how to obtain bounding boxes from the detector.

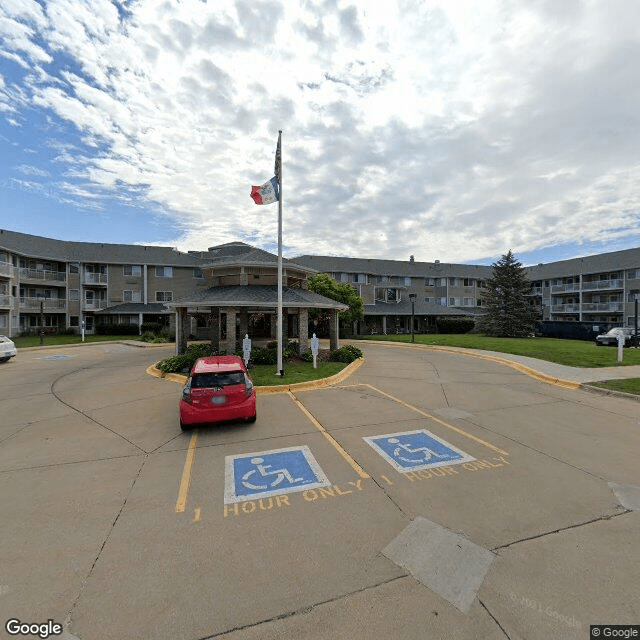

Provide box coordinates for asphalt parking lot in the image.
[1,341,638,640]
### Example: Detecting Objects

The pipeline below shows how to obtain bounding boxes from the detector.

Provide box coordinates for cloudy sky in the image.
[1,0,639,265]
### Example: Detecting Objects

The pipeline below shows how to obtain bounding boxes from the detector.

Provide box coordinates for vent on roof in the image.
[410,255,414,262]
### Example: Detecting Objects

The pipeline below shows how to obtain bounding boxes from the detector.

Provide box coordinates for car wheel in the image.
[0,357,9,363]
[246,413,257,423]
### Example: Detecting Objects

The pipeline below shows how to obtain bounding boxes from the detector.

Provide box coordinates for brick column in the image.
[176,307,188,354]
[209,308,220,351]
[329,308,340,351]
[298,308,309,354]
[226,307,237,354]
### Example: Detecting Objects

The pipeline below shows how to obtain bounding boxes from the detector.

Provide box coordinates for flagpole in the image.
[276,130,283,376]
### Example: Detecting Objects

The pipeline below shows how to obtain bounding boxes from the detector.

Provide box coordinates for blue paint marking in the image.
[363,429,475,473]
[224,445,330,504]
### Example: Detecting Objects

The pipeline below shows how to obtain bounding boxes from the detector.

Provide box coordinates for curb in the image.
[19,340,174,352]
[580,383,640,402]
[356,340,582,390]
[145,357,364,394]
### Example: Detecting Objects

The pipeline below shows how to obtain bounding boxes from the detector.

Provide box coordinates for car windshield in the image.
[191,372,245,388]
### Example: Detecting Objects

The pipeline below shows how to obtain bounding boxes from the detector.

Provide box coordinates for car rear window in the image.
[191,372,245,388]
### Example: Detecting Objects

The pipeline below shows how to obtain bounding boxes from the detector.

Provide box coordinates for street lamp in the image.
[409,293,417,343]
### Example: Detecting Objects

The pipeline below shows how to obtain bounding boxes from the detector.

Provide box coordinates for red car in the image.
[179,356,256,430]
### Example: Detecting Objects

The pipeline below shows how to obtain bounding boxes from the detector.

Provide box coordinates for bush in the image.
[328,344,362,363]
[300,349,313,362]
[141,322,166,334]
[435,317,475,334]
[155,342,218,374]
[252,346,277,365]
[96,323,139,336]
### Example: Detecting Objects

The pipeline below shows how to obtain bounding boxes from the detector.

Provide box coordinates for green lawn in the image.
[248,361,347,386]
[355,333,640,368]
[12,334,151,348]
[590,379,640,395]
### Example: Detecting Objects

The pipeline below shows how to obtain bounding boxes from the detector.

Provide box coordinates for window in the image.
[404,277,411,286]
[69,289,80,301]
[425,297,433,303]
[156,291,173,302]
[0,315,6,328]
[386,289,397,301]
[463,297,475,306]
[424,277,435,286]
[124,264,142,277]
[123,290,142,303]
[463,278,474,287]
[155,266,173,278]
[193,267,204,279]
[356,273,366,284]
[69,316,79,327]
[449,278,458,286]
[69,262,79,273]
[339,273,349,283]
[381,275,390,284]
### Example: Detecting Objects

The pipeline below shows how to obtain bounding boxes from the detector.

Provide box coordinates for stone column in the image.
[176,307,188,354]
[298,307,309,354]
[382,315,387,335]
[225,306,237,354]
[329,308,340,351]
[209,308,220,351]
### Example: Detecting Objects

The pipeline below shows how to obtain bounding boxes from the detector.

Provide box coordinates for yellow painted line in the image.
[361,383,510,457]
[287,391,370,479]
[175,430,198,513]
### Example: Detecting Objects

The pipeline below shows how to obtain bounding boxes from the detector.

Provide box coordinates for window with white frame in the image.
[339,273,349,283]
[462,297,475,306]
[124,264,142,277]
[425,277,435,286]
[123,290,142,303]
[156,291,173,302]
[69,262,79,273]
[463,278,475,287]
[356,273,366,284]
[155,266,173,278]
[0,315,6,328]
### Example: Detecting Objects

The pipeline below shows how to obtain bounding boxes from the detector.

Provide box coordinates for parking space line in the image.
[354,383,509,457]
[175,430,199,513]
[287,391,370,479]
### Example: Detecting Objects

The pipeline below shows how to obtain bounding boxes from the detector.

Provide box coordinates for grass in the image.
[248,361,348,386]
[12,334,153,348]
[590,379,640,396]
[355,333,640,368]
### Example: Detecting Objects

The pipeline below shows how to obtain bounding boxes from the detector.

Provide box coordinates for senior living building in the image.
[1,228,639,341]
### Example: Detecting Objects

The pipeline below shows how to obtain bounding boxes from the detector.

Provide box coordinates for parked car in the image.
[0,336,17,362]
[595,327,637,347]
[179,355,256,430]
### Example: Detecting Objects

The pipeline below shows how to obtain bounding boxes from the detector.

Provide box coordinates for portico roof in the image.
[167,285,348,311]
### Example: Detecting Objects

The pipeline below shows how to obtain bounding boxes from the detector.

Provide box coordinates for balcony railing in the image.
[19,267,66,282]
[582,302,623,312]
[0,262,13,278]
[551,304,581,313]
[20,297,67,310]
[550,283,580,293]
[0,294,13,307]
[83,273,108,285]
[84,300,108,310]
[581,279,623,291]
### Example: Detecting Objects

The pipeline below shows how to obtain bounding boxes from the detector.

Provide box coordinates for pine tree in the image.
[479,250,539,337]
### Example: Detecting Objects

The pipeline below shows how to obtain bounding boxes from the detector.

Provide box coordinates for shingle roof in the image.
[96,303,170,315]
[0,229,201,266]
[292,254,493,279]
[168,285,348,310]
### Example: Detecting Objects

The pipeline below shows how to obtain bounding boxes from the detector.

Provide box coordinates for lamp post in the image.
[409,293,417,343]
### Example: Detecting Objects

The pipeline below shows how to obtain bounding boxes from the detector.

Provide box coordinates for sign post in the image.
[617,332,624,363]
[310,333,319,369]
[81,319,85,343]
[242,334,252,368]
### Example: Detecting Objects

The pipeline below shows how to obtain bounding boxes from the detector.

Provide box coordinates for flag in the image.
[250,176,279,205]
[274,131,281,184]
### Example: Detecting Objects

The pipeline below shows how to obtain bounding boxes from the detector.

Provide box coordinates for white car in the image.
[0,335,17,362]
[595,327,636,346]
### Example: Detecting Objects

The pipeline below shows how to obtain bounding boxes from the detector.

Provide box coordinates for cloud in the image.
[0,0,639,262]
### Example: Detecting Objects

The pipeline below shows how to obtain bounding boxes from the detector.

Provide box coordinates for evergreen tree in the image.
[478,250,539,337]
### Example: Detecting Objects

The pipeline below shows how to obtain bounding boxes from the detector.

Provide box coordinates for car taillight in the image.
[244,375,254,398]
[182,386,192,404]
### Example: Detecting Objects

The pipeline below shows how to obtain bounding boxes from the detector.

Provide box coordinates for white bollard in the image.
[617,333,624,363]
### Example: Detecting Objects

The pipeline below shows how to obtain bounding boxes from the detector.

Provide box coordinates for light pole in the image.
[409,293,417,343]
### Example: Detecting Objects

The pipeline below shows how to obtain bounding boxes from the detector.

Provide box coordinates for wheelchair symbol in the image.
[387,437,449,464]
[241,457,306,490]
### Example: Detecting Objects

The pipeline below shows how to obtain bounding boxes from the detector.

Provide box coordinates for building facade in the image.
[1,228,639,339]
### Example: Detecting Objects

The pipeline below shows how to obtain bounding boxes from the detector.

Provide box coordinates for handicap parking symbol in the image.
[363,429,475,473]
[224,445,331,503]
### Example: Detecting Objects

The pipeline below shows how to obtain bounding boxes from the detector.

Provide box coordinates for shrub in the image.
[252,346,277,365]
[141,322,166,334]
[155,342,218,374]
[328,344,362,363]
[300,349,313,362]
[96,323,139,336]
[435,317,475,334]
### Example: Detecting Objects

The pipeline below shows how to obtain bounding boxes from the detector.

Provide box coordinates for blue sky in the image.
[1,0,640,266]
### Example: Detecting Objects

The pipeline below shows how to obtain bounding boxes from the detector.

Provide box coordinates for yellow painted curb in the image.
[360,340,581,390]
[146,357,364,394]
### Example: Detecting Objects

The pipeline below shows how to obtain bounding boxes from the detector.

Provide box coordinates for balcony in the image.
[582,302,624,313]
[83,273,108,285]
[19,267,66,283]
[0,294,13,308]
[550,283,580,293]
[0,262,14,278]
[581,279,623,291]
[551,304,581,313]
[20,297,67,311]
[84,300,108,310]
